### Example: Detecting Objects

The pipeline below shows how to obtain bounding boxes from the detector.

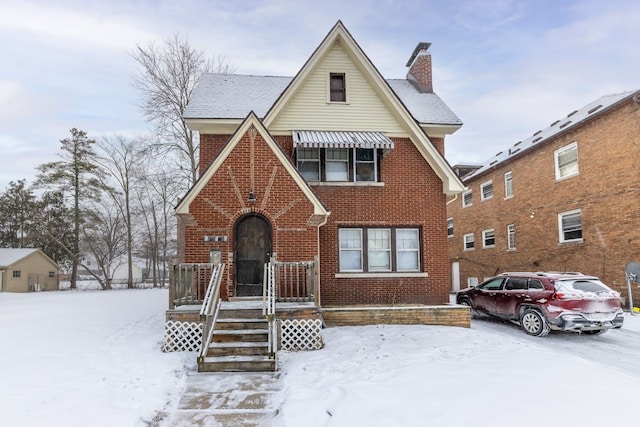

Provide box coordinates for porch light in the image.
[248,191,256,203]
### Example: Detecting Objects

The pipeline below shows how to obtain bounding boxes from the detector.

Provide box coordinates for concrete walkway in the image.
[165,371,281,426]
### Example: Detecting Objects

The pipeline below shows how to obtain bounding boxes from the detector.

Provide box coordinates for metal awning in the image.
[292,130,394,150]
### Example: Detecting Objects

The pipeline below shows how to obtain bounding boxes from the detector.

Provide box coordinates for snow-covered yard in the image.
[1,287,639,427]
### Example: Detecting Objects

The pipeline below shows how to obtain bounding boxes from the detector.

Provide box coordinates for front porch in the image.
[163,260,470,372]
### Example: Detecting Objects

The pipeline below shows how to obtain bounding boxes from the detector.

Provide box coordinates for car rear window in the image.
[556,279,609,293]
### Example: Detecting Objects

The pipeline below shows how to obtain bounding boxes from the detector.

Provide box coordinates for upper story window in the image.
[555,142,579,180]
[482,229,495,248]
[296,147,379,183]
[447,218,454,238]
[463,233,475,251]
[462,190,472,208]
[507,224,516,251]
[329,73,346,102]
[504,171,513,198]
[481,180,493,200]
[558,209,582,243]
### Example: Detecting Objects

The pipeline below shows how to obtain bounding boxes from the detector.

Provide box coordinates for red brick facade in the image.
[447,96,640,305]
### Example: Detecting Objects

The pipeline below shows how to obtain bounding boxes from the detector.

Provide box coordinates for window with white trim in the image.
[558,209,582,243]
[463,233,475,251]
[482,229,495,248]
[555,142,579,180]
[338,227,421,272]
[481,180,493,200]
[447,218,453,238]
[504,171,513,198]
[296,148,379,182]
[462,190,472,207]
[329,73,346,102]
[507,224,516,250]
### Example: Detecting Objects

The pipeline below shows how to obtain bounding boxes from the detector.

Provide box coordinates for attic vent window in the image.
[330,73,346,102]
[559,121,572,129]
[532,137,542,143]
[588,105,603,114]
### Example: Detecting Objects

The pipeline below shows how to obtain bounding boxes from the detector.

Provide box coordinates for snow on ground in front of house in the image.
[1,286,640,427]
[0,286,194,427]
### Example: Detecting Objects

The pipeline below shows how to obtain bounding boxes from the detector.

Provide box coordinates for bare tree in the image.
[96,135,142,289]
[131,34,234,186]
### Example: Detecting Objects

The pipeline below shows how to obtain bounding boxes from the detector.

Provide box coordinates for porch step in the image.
[216,318,268,330]
[199,355,276,372]
[218,308,264,319]
[212,329,269,343]
[207,341,269,357]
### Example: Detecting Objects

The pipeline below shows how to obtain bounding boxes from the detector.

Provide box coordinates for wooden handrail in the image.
[197,264,225,363]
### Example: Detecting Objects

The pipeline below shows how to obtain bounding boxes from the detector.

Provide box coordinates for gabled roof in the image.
[464,90,639,181]
[176,112,330,218]
[183,74,461,127]
[0,248,57,268]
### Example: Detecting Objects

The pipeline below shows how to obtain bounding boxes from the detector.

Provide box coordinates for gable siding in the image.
[447,98,640,302]
[269,42,406,134]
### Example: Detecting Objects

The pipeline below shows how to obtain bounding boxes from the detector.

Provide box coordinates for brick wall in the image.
[448,98,640,303]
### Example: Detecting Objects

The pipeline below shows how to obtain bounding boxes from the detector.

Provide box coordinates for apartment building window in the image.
[447,218,454,238]
[339,227,421,272]
[463,233,475,251]
[482,229,495,248]
[558,209,582,243]
[507,224,516,250]
[555,142,579,180]
[462,190,472,207]
[296,148,378,182]
[481,180,493,200]
[329,73,346,102]
[504,171,513,198]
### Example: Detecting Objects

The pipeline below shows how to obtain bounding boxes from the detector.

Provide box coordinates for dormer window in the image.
[329,73,346,102]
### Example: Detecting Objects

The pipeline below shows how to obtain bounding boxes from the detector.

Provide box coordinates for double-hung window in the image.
[507,224,516,250]
[504,171,513,198]
[558,209,582,243]
[447,218,454,238]
[463,233,475,251]
[329,73,346,102]
[296,148,320,181]
[462,190,472,207]
[326,148,349,181]
[555,142,579,180]
[481,180,493,200]
[338,227,420,272]
[482,229,495,248]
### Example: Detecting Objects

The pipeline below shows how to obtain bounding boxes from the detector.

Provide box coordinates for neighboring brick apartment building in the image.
[176,21,465,306]
[447,90,640,304]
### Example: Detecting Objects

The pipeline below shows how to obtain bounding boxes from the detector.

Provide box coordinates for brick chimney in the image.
[406,42,433,93]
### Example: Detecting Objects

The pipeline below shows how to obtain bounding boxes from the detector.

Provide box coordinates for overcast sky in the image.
[1,0,638,190]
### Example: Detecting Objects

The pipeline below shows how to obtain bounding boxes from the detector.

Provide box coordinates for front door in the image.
[234,215,271,297]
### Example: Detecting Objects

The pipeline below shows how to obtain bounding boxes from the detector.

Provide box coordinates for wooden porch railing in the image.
[271,260,318,304]
[169,263,215,308]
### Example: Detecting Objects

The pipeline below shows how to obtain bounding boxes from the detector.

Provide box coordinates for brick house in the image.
[447,90,640,304]
[176,21,464,307]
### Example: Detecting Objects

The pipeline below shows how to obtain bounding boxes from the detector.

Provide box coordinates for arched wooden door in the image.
[234,215,271,296]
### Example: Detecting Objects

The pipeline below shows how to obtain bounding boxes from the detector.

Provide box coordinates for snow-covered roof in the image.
[183,73,462,126]
[0,248,39,267]
[464,90,638,181]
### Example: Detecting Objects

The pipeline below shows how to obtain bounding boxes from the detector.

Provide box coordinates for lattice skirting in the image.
[280,318,323,351]
[162,320,202,352]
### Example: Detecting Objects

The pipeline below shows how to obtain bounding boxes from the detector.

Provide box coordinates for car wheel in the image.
[458,299,477,319]
[582,329,608,336]
[520,309,550,337]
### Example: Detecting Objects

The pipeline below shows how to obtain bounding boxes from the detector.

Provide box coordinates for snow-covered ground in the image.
[1,287,639,427]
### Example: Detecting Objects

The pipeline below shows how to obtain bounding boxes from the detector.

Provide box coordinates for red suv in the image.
[456,272,624,336]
